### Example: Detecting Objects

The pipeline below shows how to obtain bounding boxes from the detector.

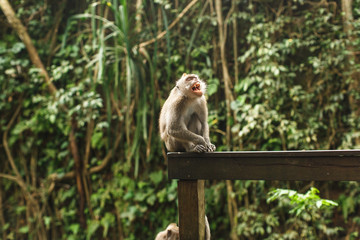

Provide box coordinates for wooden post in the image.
[178,180,205,240]
[169,150,360,239]
[168,151,360,181]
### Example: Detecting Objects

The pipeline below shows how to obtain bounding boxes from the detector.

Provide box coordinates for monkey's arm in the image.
[165,97,207,145]
[202,121,216,152]
[165,104,208,153]
[168,123,207,152]
[167,119,206,145]
[199,100,216,152]
[202,119,211,143]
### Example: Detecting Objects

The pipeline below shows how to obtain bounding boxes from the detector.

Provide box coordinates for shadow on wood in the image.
[168,150,360,239]
[168,150,360,181]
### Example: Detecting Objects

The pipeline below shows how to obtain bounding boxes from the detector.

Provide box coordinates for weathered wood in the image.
[168,150,360,181]
[171,150,360,239]
[178,180,205,240]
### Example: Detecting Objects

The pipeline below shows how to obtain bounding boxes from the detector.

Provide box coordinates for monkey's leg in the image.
[168,128,207,151]
[183,142,207,152]
[188,114,216,152]
[166,136,186,152]
[199,120,216,152]
[168,134,206,152]
[186,116,207,152]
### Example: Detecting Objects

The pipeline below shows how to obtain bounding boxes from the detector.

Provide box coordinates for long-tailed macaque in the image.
[155,223,179,240]
[159,73,216,152]
[155,216,211,240]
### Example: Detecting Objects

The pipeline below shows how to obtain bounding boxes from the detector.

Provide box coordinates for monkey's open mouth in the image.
[191,82,201,93]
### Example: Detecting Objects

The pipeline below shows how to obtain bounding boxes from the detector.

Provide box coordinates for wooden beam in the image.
[168,150,360,181]
[178,180,205,240]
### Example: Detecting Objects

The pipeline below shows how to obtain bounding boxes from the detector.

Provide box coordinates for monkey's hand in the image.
[191,144,207,152]
[207,143,216,152]
[189,138,208,152]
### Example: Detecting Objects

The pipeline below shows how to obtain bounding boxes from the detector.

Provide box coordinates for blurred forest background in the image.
[1,0,360,239]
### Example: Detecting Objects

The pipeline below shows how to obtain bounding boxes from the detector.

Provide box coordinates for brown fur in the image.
[159,73,216,152]
[155,223,179,240]
[155,216,211,240]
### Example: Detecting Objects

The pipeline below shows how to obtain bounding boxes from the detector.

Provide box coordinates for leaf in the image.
[2,223,9,231]
[207,78,219,96]
[149,170,163,185]
[15,205,27,214]
[44,216,52,229]
[19,226,29,234]
[11,42,25,53]
[69,224,80,235]
[49,115,56,123]
[316,200,323,208]
[147,194,157,206]
[91,131,103,149]
[101,213,115,237]
[86,220,100,240]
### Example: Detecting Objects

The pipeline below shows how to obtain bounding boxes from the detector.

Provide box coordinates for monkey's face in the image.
[177,73,206,98]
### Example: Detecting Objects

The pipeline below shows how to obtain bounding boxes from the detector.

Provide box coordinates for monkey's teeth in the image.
[191,82,201,92]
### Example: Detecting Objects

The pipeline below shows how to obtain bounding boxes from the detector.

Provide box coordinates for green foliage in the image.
[268,187,338,216]
[231,1,360,151]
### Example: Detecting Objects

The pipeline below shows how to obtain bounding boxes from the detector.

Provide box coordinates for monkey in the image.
[155,216,211,240]
[204,215,211,240]
[155,223,179,240]
[159,73,216,152]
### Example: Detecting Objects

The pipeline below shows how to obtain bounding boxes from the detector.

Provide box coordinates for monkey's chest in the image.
[183,103,197,123]
[182,100,204,133]
[184,111,202,134]
[184,111,196,124]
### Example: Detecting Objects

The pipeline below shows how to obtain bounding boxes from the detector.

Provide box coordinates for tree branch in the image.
[3,99,23,179]
[0,173,18,182]
[48,132,122,182]
[0,0,57,94]
[138,0,198,48]
[215,0,235,150]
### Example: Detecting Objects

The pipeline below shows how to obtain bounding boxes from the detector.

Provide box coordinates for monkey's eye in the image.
[186,77,195,81]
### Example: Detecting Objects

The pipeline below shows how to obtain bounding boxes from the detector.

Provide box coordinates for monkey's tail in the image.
[205,215,211,240]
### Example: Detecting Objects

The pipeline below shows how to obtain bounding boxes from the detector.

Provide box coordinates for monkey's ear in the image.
[167,229,173,238]
[182,73,187,78]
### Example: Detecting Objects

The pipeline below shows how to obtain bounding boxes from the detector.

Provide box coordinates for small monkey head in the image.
[176,73,206,98]
[155,223,179,240]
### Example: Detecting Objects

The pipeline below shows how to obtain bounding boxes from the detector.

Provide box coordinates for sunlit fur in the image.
[155,223,179,240]
[176,73,207,98]
[155,217,211,240]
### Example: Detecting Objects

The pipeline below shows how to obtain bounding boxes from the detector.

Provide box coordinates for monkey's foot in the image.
[192,144,207,153]
[207,144,216,152]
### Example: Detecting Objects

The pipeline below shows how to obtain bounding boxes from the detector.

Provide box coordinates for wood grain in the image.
[178,180,205,240]
[168,150,360,181]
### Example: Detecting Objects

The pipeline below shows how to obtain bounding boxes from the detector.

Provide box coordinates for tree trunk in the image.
[341,0,360,145]
[0,0,57,95]
[215,0,235,150]
[70,117,87,228]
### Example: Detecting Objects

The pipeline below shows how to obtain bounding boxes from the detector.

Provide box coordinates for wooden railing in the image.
[167,150,360,240]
